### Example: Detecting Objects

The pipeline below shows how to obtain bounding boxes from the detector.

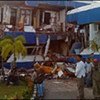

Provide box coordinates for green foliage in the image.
[0,35,27,60]
[1,44,13,60]
[90,35,100,52]
[0,39,13,47]
[0,81,28,99]
[22,88,32,99]
[15,35,26,43]
[90,40,99,52]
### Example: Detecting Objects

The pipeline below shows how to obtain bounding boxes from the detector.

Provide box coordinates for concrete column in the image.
[89,24,96,41]
[59,9,66,32]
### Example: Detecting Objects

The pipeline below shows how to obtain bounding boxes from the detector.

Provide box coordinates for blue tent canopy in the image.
[66,3,100,25]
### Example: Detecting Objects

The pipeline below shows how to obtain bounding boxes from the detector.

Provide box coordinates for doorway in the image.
[44,12,51,25]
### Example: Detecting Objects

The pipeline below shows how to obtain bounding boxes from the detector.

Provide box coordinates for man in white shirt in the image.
[75,55,86,99]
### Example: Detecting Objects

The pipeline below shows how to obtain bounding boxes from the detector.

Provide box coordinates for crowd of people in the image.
[75,54,100,99]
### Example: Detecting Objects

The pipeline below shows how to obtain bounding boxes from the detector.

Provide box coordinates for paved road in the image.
[43,78,94,99]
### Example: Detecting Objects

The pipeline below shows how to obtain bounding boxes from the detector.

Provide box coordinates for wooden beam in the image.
[38,4,65,12]
[25,45,43,49]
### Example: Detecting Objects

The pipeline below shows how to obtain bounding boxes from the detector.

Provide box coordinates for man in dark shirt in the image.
[92,59,100,99]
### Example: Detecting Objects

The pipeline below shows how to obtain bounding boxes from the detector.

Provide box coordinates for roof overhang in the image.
[66,3,100,25]
[25,1,92,10]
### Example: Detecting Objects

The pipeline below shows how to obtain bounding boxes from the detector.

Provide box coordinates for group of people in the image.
[31,54,100,99]
[75,54,99,99]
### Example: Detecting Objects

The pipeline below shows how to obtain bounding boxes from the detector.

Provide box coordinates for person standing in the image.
[75,55,86,99]
[92,59,100,99]
[34,63,46,99]
[85,58,94,87]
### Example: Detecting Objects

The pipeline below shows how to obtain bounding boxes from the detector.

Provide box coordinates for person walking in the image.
[75,55,86,99]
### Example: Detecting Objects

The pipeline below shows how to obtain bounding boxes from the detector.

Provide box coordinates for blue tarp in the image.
[64,1,91,8]
[66,6,100,25]
[5,32,36,44]
[82,54,100,60]
[38,34,48,44]
[67,54,100,64]
[5,32,66,44]
[66,13,78,23]
[4,62,33,69]
[25,1,65,7]
[5,32,48,44]
[25,1,91,8]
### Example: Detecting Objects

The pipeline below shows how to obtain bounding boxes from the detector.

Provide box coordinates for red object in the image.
[94,59,98,63]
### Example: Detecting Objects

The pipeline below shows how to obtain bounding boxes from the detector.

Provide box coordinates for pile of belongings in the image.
[34,62,75,79]
[56,62,75,78]
[65,63,76,77]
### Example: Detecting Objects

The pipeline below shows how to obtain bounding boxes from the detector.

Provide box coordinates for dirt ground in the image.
[43,78,94,99]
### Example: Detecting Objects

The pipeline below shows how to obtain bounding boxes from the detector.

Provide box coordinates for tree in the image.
[90,32,100,65]
[0,35,27,69]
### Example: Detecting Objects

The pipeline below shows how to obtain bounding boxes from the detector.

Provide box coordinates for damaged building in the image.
[0,1,74,56]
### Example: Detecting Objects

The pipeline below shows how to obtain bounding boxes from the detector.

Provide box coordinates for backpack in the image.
[34,73,45,84]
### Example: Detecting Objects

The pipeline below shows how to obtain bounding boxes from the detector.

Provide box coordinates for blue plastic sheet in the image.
[67,6,100,25]
[4,62,33,69]
[26,1,90,8]
[5,32,48,44]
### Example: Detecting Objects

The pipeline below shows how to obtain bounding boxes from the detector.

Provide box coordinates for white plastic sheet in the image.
[24,26,36,32]
[58,70,63,77]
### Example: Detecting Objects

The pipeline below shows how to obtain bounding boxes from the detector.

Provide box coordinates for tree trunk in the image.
[13,53,16,69]
[11,44,16,70]
[1,57,4,76]
[0,55,5,81]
